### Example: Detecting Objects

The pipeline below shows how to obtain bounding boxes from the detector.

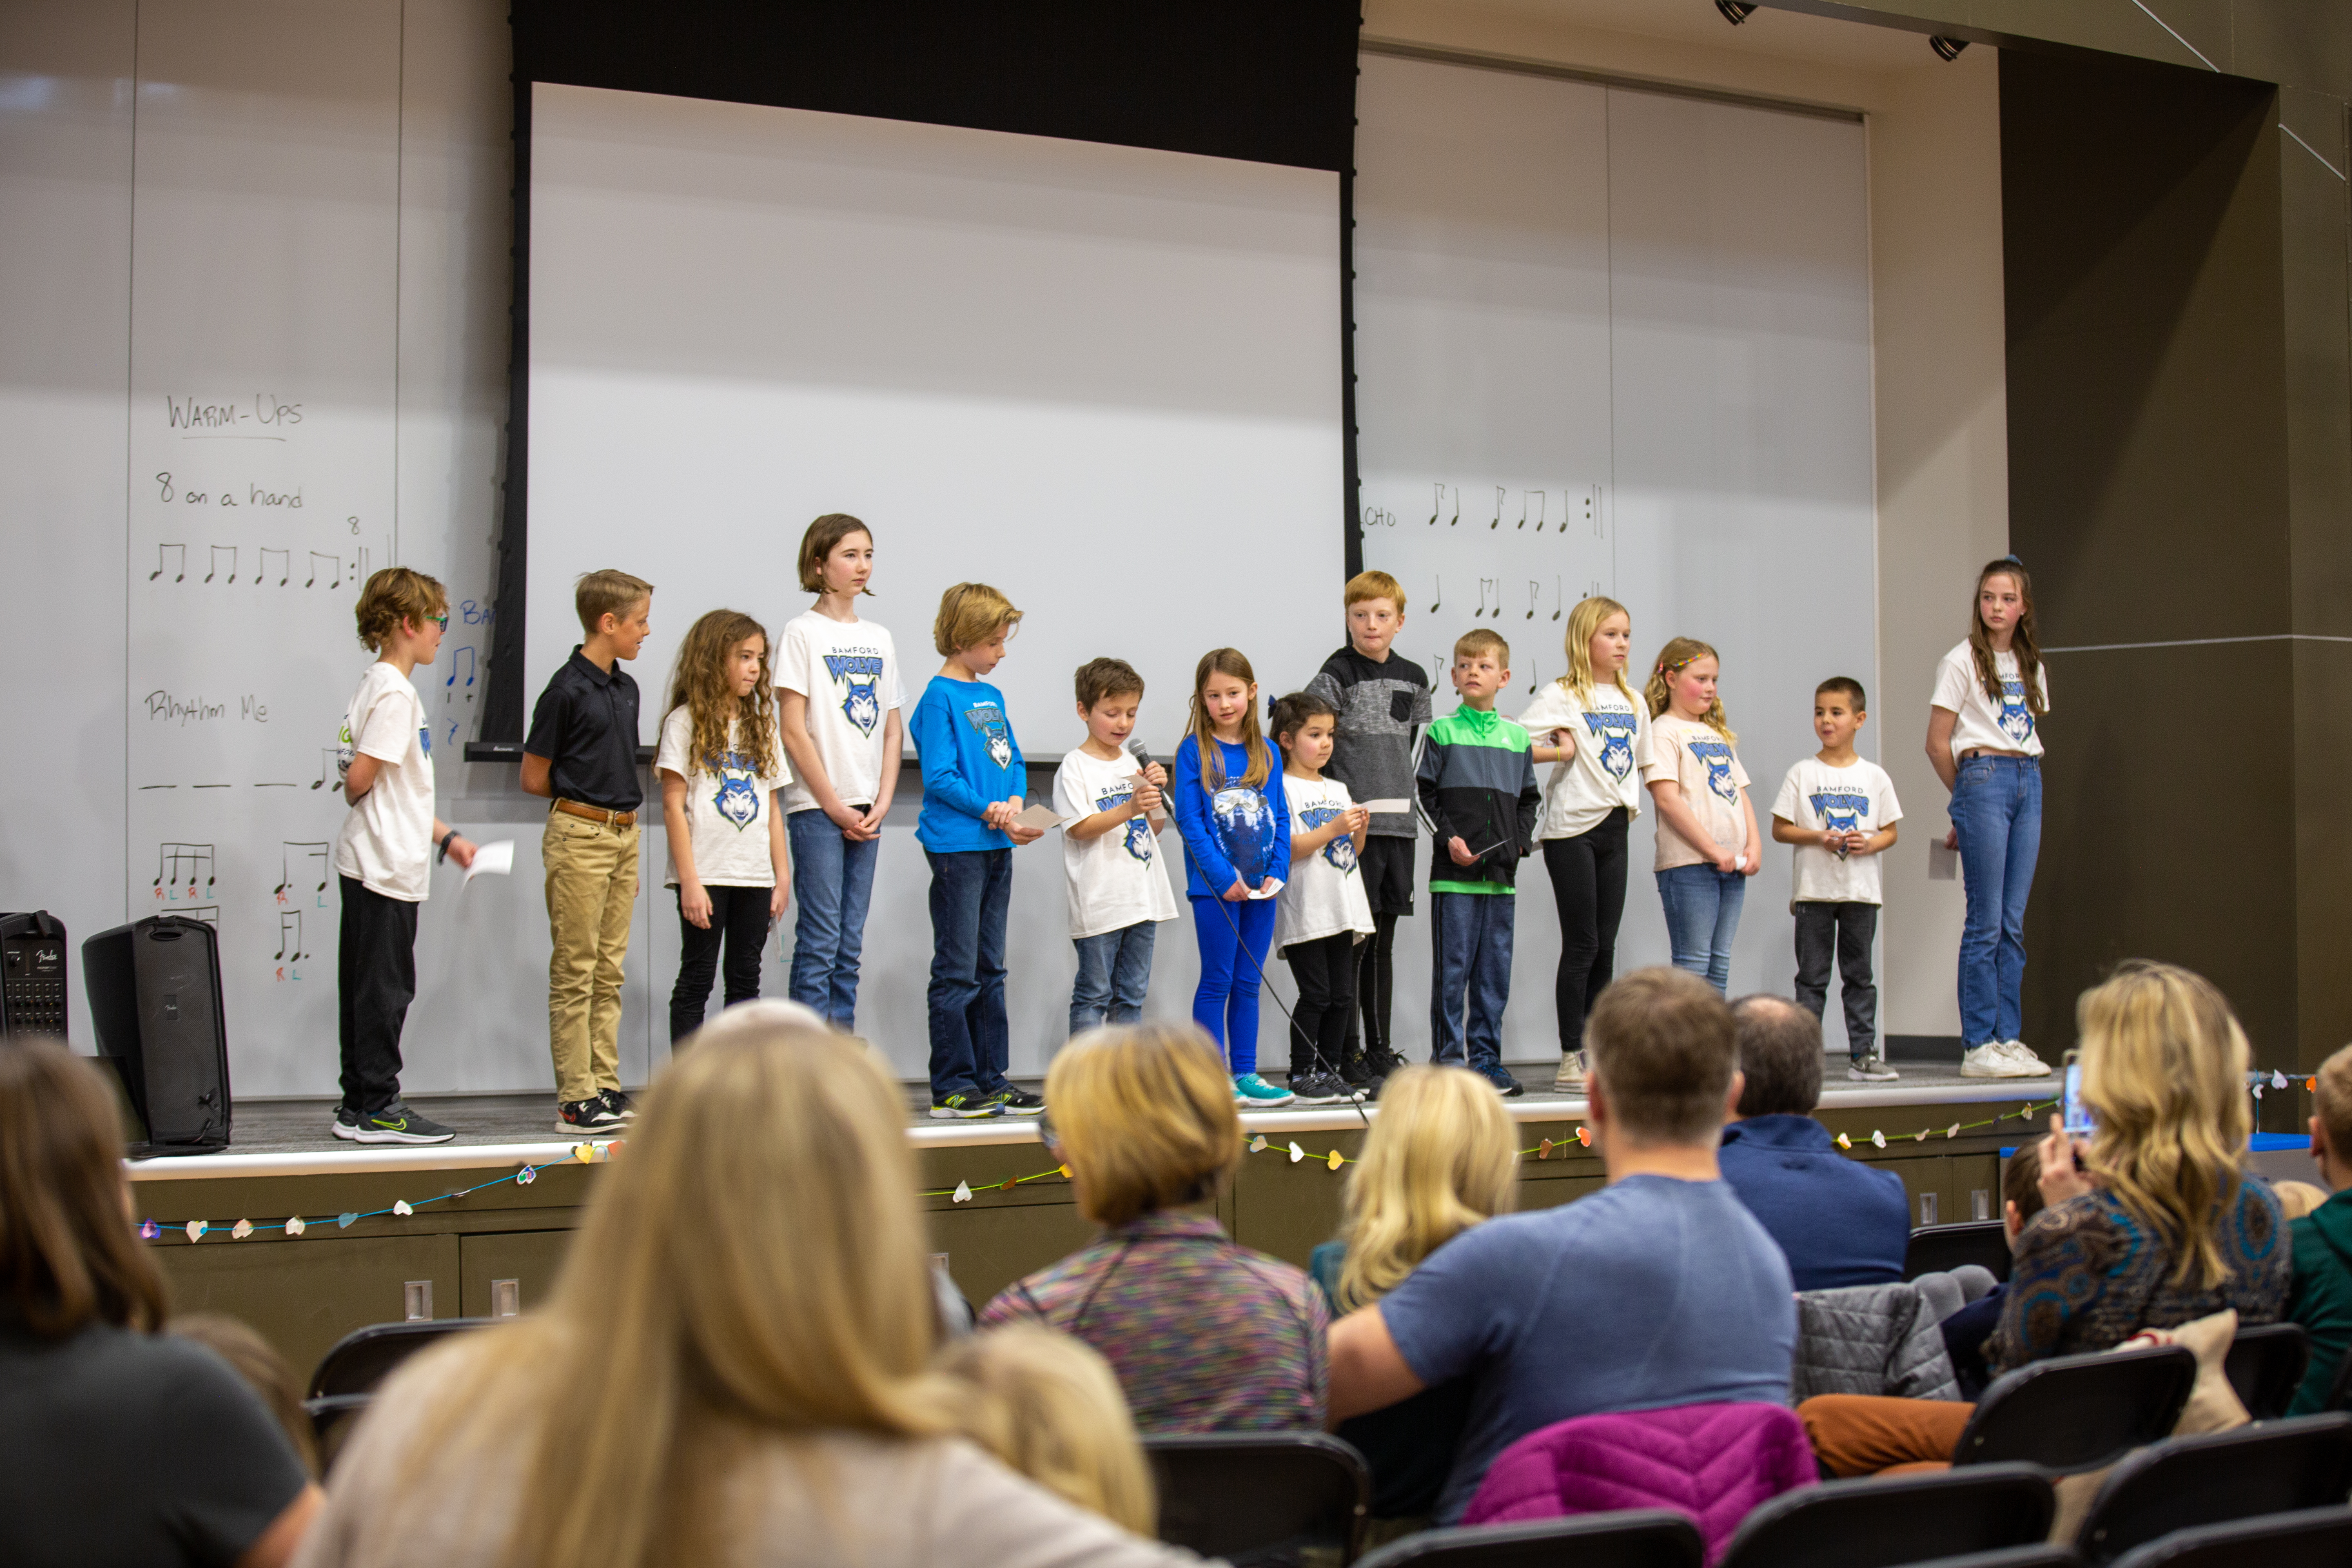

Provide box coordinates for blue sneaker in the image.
[1232,1073,1296,1107]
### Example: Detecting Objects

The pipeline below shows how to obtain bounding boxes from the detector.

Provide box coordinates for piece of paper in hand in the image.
[1245,879,1285,901]
[1358,798,1413,816]
[463,839,515,886]
[1011,802,1062,831]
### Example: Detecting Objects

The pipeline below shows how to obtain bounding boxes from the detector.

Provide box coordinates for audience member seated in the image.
[1308,1065,1517,1529]
[172,1313,320,1478]
[2287,1041,2352,1414]
[1936,1141,2043,1401]
[295,1020,1200,1568]
[981,1022,1329,1433]
[0,1040,319,1568]
[1325,967,1795,1525]
[1718,995,1910,1290]
[1800,960,2291,1476]
[937,1324,1156,1535]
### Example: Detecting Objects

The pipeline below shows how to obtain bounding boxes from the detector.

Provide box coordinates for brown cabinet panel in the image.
[156,1233,461,1383]
[928,1199,1098,1310]
[458,1230,577,1319]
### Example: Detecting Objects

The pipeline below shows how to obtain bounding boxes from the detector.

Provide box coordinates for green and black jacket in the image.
[1414,704,1540,894]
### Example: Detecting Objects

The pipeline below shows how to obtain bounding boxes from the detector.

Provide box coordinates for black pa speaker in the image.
[83,914,232,1151]
[0,911,70,1040]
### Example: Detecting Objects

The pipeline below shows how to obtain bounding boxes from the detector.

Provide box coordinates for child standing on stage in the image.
[773,514,903,1031]
[331,568,476,1145]
[656,610,791,1046]
[1173,649,1295,1107]
[1515,595,1646,1091]
[1640,637,1760,996]
[1770,678,1902,1082]
[912,583,1046,1119]
[1416,630,1541,1097]
[1927,556,2053,1080]
[522,570,653,1134]
[1053,658,1178,1036]
[1272,690,1373,1107]
[1306,571,1432,1087]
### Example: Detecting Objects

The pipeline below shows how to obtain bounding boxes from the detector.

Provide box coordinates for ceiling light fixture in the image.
[1930,36,1969,61]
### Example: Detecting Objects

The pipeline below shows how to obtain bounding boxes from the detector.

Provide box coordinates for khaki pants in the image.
[542,807,639,1105]
[1797,1394,1975,1477]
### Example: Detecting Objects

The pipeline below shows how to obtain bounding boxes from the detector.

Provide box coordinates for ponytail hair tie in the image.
[2000,553,2025,567]
[1267,694,1278,719]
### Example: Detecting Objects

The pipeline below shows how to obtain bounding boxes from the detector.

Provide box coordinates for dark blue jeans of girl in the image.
[1657,863,1745,994]
[1191,894,1275,1077]
[925,848,1011,1102]
[1951,753,2040,1047]
[786,807,880,1030]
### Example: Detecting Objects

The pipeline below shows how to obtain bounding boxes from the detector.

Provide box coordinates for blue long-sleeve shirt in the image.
[909,675,1023,853]
[1172,734,1290,900]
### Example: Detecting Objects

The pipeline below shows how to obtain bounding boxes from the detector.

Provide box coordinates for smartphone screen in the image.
[2062,1059,2096,1135]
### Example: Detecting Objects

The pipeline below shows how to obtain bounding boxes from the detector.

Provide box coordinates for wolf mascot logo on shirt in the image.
[963,703,1013,771]
[1298,802,1358,873]
[1809,788,1870,848]
[1998,679,2035,746]
[1094,783,1157,864]
[823,652,887,738]
[1689,738,1739,804]
[1581,707,1639,782]
[708,750,762,831]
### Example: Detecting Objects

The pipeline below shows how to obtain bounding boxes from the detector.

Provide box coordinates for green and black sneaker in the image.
[335,1102,457,1146]
[929,1093,1004,1120]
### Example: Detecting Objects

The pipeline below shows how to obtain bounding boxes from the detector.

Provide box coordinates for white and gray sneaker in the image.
[1997,1039,2053,1076]
[1847,1055,1900,1082]
[1554,1050,1588,1093]
[1960,1042,2043,1078]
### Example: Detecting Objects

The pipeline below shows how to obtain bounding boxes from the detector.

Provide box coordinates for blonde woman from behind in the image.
[291,1021,1199,1568]
[938,1324,1156,1537]
[1309,1064,1517,1532]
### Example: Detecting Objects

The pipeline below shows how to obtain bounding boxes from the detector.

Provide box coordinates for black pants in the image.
[1541,808,1629,1055]
[671,884,773,1044]
[338,875,419,1113]
[1794,900,1878,1059]
[1284,932,1355,1078]
[1351,836,1414,1062]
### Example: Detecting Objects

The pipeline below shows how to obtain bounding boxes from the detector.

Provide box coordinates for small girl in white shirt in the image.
[1639,637,1761,996]
[1271,691,1372,1105]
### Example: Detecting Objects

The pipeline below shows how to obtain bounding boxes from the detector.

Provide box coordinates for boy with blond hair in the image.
[522,569,652,1134]
[331,568,477,1144]
[1306,569,1430,1086]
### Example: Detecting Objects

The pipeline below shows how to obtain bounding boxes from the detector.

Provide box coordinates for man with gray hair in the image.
[1718,994,1910,1291]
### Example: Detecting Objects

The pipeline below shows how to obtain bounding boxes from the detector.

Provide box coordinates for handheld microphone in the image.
[1126,738,1167,820]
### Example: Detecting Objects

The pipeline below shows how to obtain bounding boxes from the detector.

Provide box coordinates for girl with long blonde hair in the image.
[657,608,788,1045]
[1308,1064,1516,1523]
[937,1325,1157,1536]
[1171,649,1294,1103]
[301,1021,1199,1568]
[1514,597,1647,1088]
[1638,636,1759,994]
[1926,556,2055,1078]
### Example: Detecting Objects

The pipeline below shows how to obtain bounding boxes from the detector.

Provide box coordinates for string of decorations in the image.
[134,1140,619,1243]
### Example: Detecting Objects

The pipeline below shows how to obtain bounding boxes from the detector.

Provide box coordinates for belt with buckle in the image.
[553,799,637,829]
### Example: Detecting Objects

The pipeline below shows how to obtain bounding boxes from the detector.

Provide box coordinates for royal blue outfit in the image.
[1172,735,1290,1077]
[909,675,1024,1103]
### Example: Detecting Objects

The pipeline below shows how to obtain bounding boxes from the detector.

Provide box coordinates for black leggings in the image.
[670,883,773,1044]
[1283,932,1355,1078]
[1542,808,1629,1054]
[1352,912,1399,1060]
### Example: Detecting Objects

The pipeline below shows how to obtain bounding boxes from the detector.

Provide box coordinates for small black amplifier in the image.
[0,911,69,1040]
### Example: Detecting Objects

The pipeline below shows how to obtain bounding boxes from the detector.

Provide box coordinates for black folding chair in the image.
[1893,1552,2079,1568]
[2222,1321,2310,1419]
[1719,1462,2053,1568]
[2325,1339,2352,1412]
[302,1392,373,1475]
[307,1318,488,1399]
[1953,1344,2197,1473]
[2105,1504,2352,1568]
[1145,1432,1370,1566]
[1903,1221,2013,1283]
[1354,1510,1703,1568]
[2072,1413,2352,1567]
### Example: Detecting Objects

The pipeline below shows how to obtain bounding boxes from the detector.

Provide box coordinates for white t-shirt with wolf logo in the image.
[1639,713,1751,872]
[1275,774,1376,951]
[1931,642,2048,760]
[1771,755,1902,906]
[775,611,906,815]
[656,706,789,888]
[1516,678,1648,841]
[1052,748,1179,940]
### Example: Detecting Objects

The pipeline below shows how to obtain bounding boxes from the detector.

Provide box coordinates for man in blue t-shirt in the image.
[1326,967,1795,1524]
[1717,993,1910,1290]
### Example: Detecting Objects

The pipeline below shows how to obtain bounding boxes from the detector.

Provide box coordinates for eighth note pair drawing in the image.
[147,541,370,590]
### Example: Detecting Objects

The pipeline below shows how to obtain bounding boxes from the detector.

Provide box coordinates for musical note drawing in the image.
[204,546,236,584]
[274,842,330,898]
[153,842,215,895]
[1428,483,1443,526]
[1533,492,1548,532]
[1552,577,1564,620]
[175,905,220,930]
[1448,489,1460,527]
[256,547,290,586]
[149,543,185,582]
[349,547,372,591]
[306,552,340,588]
[274,911,305,962]
[444,646,476,697]
[1490,486,1505,530]
[1472,579,1489,619]
[311,748,344,792]
[1525,580,1539,619]
[1429,575,1441,612]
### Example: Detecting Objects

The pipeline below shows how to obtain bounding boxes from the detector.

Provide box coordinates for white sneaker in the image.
[1960,1043,2042,1079]
[1553,1051,1587,1092]
[1846,1055,1900,1082]
[1997,1039,2053,1076]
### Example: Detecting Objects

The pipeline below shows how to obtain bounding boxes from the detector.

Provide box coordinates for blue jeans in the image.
[1191,894,1276,1076]
[1430,891,1515,1073]
[925,848,1011,1102]
[786,808,880,1029]
[1071,921,1156,1036]
[1952,754,2041,1047]
[1657,863,1745,994]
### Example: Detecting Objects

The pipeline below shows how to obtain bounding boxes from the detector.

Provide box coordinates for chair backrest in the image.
[1718,1462,2054,1568]
[2105,1504,2352,1568]
[2073,1413,2352,1567]
[1904,1221,2013,1283]
[307,1318,489,1399]
[1144,1431,1369,1566]
[1954,1343,2197,1472]
[302,1392,372,1475]
[1889,1552,2080,1568]
[2221,1321,2310,1419]
[1354,1510,1704,1568]
[2332,1341,2352,1412]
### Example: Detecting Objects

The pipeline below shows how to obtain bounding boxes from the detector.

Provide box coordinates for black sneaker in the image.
[985,1086,1045,1114]
[1340,1051,1379,1091]
[1481,1067,1526,1098]
[330,1104,361,1140]
[558,1097,625,1133]
[599,1087,639,1120]
[1364,1047,1408,1082]
[1289,1071,1356,1106]
[345,1102,458,1145]
[930,1094,1004,1120]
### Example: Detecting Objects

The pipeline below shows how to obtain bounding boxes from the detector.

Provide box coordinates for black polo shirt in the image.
[524,646,644,811]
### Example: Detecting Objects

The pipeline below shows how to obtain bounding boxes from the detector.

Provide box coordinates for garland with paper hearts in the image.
[133,1140,620,1243]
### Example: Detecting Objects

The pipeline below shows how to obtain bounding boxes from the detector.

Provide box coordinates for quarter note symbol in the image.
[1429,483,1443,526]
[1517,494,1530,530]
[1472,579,1488,619]
[1490,486,1505,530]
[205,546,236,584]
[1449,488,1460,527]
[1552,577,1563,620]
[1430,575,1442,612]
[150,543,185,582]
[1534,492,1548,532]
[1526,580,1539,619]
